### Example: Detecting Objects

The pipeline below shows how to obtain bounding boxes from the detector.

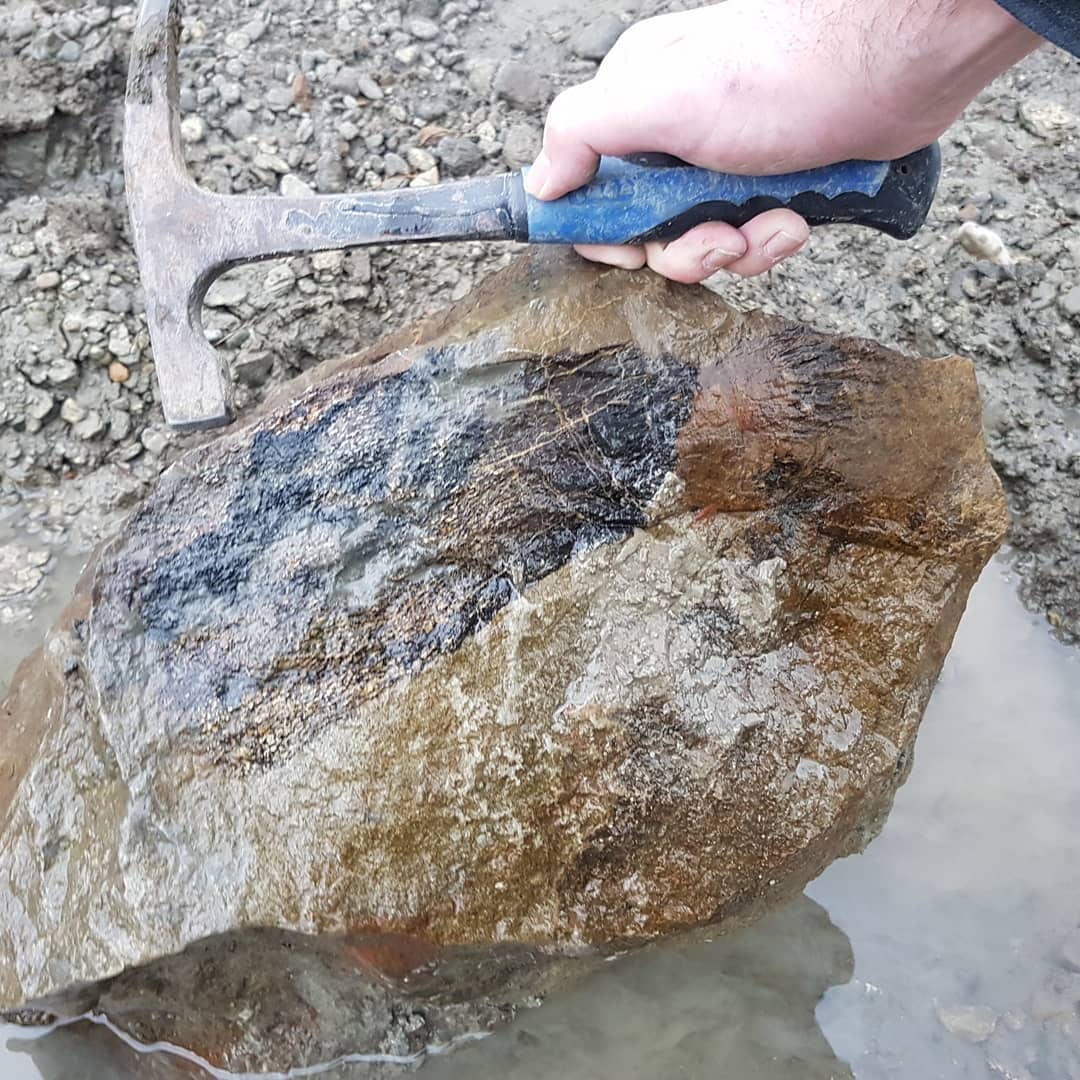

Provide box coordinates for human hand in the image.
[526,0,1039,282]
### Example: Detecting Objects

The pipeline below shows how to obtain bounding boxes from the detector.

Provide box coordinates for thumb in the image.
[524,81,635,201]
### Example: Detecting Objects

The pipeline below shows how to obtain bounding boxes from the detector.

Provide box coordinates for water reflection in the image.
[2,561,1078,1079]
[810,561,1080,1079]
[423,898,853,1080]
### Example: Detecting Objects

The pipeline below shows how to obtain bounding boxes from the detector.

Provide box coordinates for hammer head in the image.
[124,0,234,431]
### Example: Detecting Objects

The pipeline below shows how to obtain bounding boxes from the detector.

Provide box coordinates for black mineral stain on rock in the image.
[92,344,696,764]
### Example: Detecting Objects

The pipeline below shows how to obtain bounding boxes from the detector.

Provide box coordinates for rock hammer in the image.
[124,0,941,430]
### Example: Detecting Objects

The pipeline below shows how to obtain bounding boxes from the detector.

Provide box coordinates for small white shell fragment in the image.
[956,221,1012,268]
[179,115,206,144]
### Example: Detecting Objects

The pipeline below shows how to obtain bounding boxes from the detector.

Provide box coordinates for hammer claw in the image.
[125,0,235,430]
[124,0,523,430]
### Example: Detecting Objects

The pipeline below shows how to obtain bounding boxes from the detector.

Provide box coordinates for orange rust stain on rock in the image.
[339,932,441,980]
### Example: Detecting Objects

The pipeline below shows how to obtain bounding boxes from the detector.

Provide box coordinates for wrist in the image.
[872,0,1041,149]
[921,0,1043,89]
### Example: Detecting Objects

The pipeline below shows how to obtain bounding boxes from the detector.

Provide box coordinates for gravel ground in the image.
[0,0,1078,644]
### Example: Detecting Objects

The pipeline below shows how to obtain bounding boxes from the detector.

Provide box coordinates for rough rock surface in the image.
[4,928,575,1076]
[0,251,1006,1013]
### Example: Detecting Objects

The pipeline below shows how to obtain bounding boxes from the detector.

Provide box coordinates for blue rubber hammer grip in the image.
[519,145,941,245]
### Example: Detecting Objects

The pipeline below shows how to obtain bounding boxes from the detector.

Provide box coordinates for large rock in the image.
[0,251,1006,1013]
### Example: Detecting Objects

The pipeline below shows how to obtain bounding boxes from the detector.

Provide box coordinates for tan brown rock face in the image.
[0,251,1007,1009]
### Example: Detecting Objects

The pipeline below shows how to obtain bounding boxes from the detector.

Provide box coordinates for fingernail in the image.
[524,151,552,199]
[763,229,807,263]
[702,246,744,273]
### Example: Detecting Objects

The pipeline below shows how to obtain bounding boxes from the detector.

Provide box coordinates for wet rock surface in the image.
[0,251,1006,1024]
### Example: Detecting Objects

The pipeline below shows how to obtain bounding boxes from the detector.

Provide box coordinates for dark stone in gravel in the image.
[314,152,347,192]
[415,93,450,121]
[329,66,363,96]
[223,107,254,140]
[502,122,540,169]
[494,61,548,110]
[437,136,484,177]
[571,14,627,60]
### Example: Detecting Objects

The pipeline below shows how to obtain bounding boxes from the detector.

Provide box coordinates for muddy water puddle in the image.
[1,559,1078,1078]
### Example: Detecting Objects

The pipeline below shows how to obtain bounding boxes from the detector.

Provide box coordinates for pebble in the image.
[356,74,384,101]
[494,61,547,110]
[74,410,104,441]
[27,30,65,61]
[330,67,363,96]
[60,398,87,425]
[571,14,626,60]
[266,85,294,112]
[141,430,170,457]
[0,259,29,284]
[45,360,78,389]
[466,59,497,96]
[502,122,540,169]
[437,137,484,177]
[224,107,254,141]
[937,1004,998,1043]
[280,174,315,198]
[204,278,248,308]
[347,250,372,284]
[315,152,347,193]
[395,45,420,65]
[256,153,290,176]
[311,251,344,275]
[957,222,1012,268]
[405,146,438,172]
[107,326,132,357]
[383,152,409,176]
[56,39,82,63]
[109,410,133,443]
[34,271,61,290]
[25,389,54,423]
[108,362,130,384]
[406,17,440,41]
[1019,100,1076,143]
[410,166,440,188]
[264,263,296,297]
[1058,287,1080,321]
[415,95,449,121]
[233,351,274,388]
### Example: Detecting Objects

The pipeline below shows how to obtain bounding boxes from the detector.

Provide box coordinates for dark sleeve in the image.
[995,0,1080,55]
